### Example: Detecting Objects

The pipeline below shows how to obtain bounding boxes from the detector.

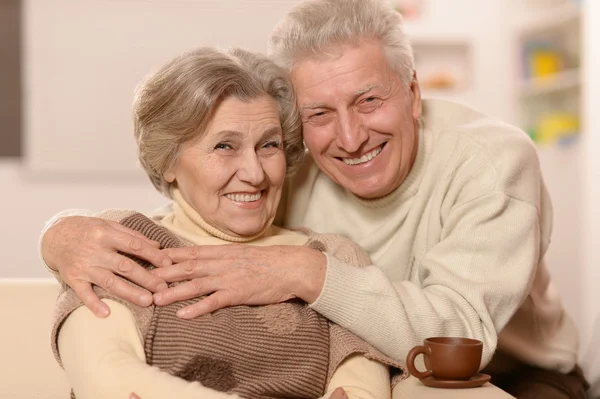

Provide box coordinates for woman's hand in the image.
[42,216,171,317]
[151,244,327,318]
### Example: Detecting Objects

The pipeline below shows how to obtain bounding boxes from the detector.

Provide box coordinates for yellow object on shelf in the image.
[530,50,562,77]
[534,113,579,145]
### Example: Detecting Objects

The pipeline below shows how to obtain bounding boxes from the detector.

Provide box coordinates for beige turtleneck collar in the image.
[158,188,308,247]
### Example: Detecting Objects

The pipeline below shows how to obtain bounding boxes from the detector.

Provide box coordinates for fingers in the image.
[150,260,209,282]
[108,220,160,248]
[176,290,232,319]
[43,215,170,310]
[329,388,348,399]
[161,244,236,263]
[130,393,141,399]
[153,277,218,306]
[70,280,110,317]
[103,222,172,269]
[87,266,153,307]
[161,246,205,263]
[104,252,168,293]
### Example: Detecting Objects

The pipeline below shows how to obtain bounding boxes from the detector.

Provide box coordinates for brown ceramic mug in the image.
[406,337,483,380]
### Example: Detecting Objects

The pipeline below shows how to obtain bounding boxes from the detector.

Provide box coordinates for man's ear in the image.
[410,70,422,120]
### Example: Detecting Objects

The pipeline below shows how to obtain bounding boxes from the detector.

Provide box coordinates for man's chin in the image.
[345,184,387,200]
[341,171,402,199]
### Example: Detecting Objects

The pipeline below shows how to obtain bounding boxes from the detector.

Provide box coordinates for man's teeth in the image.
[226,192,262,202]
[343,145,383,166]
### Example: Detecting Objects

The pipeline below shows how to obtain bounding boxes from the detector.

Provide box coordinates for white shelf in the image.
[518,2,581,38]
[404,23,471,47]
[519,68,580,98]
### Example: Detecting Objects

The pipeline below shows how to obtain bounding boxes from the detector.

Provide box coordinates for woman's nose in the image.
[237,151,266,185]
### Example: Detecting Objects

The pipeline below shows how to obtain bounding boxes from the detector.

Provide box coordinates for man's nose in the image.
[335,113,368,153]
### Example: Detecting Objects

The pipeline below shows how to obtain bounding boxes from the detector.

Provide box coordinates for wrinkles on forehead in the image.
[291,42,401,110]
[213,127,283,142]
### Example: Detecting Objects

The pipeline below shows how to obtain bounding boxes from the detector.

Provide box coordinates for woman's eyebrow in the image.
[214,127,282,142]
[214,130,244,141]
[259,126,283,141]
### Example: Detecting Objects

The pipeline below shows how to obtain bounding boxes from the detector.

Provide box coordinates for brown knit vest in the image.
[51,210,406,399]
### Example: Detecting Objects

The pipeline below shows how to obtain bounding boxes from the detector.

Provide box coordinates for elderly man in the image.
[41,0,587,397]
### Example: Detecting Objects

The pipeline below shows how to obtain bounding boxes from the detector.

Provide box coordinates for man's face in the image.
[291,39,422,199]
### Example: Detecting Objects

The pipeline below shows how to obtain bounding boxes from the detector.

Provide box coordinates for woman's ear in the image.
[163,166,176,183]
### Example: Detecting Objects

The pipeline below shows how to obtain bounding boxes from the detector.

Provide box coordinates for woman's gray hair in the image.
[268,0,415,86]
[133,47,304,197]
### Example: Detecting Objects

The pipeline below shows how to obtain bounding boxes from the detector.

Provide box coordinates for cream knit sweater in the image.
[276,99,579,373]
[42,99,579,375]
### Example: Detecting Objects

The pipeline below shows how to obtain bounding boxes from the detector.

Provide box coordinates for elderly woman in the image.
[50,47,404,399]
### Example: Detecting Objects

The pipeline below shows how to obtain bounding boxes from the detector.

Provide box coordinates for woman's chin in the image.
[228,223,268,238]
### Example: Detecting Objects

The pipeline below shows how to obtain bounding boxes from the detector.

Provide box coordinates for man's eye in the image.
[363,96,382,104]
[358,97,382,111]
[303,110,330,125]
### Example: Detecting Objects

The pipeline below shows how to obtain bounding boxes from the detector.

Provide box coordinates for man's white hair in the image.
[268,0,415,86]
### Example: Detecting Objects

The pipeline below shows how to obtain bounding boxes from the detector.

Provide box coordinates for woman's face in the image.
[165,95,286,237]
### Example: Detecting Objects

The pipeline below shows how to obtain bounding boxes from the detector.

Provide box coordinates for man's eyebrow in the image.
[300,103,327,111]
[299,84,383,111]
[353,84,382,97]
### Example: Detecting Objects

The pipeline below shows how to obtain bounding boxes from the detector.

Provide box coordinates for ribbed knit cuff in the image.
[309,253,370,329]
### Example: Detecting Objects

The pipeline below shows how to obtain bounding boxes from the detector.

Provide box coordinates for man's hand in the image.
[42,216,171,317]
[130,389,346,399]
[327,388,348,399]
[151,244,327,319]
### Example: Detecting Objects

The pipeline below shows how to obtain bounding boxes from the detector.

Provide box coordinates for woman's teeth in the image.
[225,192,262,202]
[343,145,384,166]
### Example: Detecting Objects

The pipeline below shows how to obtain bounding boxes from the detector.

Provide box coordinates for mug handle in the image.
[406,345,433,379]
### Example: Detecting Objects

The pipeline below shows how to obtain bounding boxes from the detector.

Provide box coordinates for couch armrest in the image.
[393,376,515,399]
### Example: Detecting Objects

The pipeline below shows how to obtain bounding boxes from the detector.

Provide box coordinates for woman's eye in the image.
[214,143,232,150]
[259,140,282,155]
[263,140,281,149]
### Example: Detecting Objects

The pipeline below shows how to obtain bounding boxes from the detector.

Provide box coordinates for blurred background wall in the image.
[0,0,598,395]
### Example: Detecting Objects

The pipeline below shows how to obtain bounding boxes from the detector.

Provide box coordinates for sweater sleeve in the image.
[58,299,242,399]
[324,355,390,399]
[310,191,539,367]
